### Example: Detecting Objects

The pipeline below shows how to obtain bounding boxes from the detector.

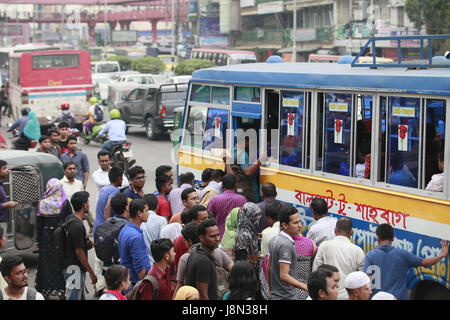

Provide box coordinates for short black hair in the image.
[108,166,123,184]
[180,172,195,185]
[198,218,217,237]
[97,150,110,160]
[187,205,207,221]
[0,159,7,168]
[155,165,172,177]
[222,174,236,190]
[151,238,174,262]
[104,265,129,290]
[129,199,147,218]
[128,166,145,180]
[265,201,282,221]
[336,217,353,235]
[143,193,158,211]
[47,128,59,136]
[376,223,394,241]
[39,135,50,143]
[261,183,277,198]
[58,121,70,129]
[181,210,193,225]
[316,264,339,273]
[110,193,128,216]
[63,161,76,170]
[155,174,171,192]
[211,169,225,181]
[201,168,214,182]
[279,205,298,229]
[67,135,78,143]
[308,269,334,300]
[0,255,24,278]
[181,222,200,244]
[70,191,89,211]
[310,197,328,216]
[181,187,197,202]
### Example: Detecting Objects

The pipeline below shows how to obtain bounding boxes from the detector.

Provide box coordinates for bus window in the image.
[386,97,420,189]
[355,94,372,179]
[203,108,229,151]
[183,105,207,150]
[323,93,353,176]
[190,84,211,103]
[280,91,305,168]
[424,99,446,190]
[32,54,79,69]
[212,86,230,105]
[234,86,260,103]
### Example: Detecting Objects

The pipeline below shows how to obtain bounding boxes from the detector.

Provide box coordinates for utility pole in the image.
[104,0,108,58]
[292,0,297,62]
[171,0,175,56]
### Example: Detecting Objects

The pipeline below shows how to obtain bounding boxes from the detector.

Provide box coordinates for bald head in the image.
[262,182,277,199]
[335,217,353,237]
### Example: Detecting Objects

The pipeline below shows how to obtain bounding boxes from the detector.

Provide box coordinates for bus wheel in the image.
[411,280,450,300]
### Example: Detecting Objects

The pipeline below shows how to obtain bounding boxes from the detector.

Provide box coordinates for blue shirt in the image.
[8,116,28,136]
[0,182,9,222]
[118,222,151,283]
[363,244,422,300]
[99,119,127,142]
[235,149,261,203]
[93,184,120,234]
[124,185,143,200]
[140,211,168,264]
[61,151,90,183]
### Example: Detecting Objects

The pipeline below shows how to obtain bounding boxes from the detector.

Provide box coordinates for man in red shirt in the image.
[139,238,176,300]
[155,174,172,222]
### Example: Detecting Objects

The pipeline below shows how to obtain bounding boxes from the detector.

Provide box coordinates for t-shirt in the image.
[0,287,45,300]
[93,184,120,234]
[184,245,218,300]
[63,215,89,272]
[363,244,422,300]
[269,231,297,300]
[156,196,171,218]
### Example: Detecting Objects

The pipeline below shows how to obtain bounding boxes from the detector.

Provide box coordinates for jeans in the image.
[102,140,126,153]
[63,265,86,300]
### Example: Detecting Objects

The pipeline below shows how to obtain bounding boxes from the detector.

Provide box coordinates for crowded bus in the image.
[178,41,450,299]
[8,49,93,130]
[190,48,257,66]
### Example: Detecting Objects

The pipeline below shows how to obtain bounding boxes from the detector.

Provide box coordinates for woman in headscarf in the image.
[35,178,71,300]
[173,285,200,300]
[14,111,41,150]
[233,202,261,263]
[220,207,240,257]
[293,233,317,300]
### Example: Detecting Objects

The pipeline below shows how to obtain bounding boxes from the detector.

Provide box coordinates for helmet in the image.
[61,102,70,110]
[89,97,98,105]
[109,109,121,119]
[21,107,31,116]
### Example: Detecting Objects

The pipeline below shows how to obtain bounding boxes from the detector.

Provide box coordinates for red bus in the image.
[190,48,257,66]
[9,49,93,129]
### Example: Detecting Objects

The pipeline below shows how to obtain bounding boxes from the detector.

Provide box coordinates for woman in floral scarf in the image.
[35,178,72,299]
[233,202,261,262]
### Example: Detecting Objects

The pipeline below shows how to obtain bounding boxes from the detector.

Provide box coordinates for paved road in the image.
[0,116,177,300]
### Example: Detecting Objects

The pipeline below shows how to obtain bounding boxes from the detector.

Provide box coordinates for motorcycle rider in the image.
[98,109,127,153]
[83,97,104,136]
[50,102,75,128]
[7,107,30,148]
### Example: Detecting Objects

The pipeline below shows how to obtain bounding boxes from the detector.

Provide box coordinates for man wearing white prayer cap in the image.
[371,291,397,300]
[345,271,372,300]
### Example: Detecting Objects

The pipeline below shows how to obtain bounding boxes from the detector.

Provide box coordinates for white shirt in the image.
[92,168,130,190]
[306,216,337,247]
[261,221,280,257]
[425,173,444,192]
[59,176,84,200]
[312,235,365,300]
[1,287,45,300]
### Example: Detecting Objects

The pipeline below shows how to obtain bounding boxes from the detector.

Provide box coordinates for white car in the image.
[167,75,192,84]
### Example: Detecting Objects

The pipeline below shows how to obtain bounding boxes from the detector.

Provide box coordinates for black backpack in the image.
[93,217,128,265]
[53,215,77,269]
[94,104,104,122]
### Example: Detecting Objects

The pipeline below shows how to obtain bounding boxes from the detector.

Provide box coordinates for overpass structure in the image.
[1,0,188,45]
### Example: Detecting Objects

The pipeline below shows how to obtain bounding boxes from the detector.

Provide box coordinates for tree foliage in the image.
[106,55,133,71]
[405,0,450,54]
[131,57,166,74]
[174,59,215,75]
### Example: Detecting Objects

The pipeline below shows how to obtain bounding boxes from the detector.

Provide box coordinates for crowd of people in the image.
[0,147,448,301]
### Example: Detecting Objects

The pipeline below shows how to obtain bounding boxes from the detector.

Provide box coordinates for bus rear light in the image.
[21,92,29,104]
[160,105,167,118]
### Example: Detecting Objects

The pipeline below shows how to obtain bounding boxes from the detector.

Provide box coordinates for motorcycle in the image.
[79,121,107,145]
[110,141,136,178]
[7,123,38,151]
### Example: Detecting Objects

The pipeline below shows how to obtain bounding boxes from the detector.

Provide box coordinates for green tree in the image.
[174,59,215,75]
[107,55,133,71]
[131,56,165,74]
[405,0,450,54]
